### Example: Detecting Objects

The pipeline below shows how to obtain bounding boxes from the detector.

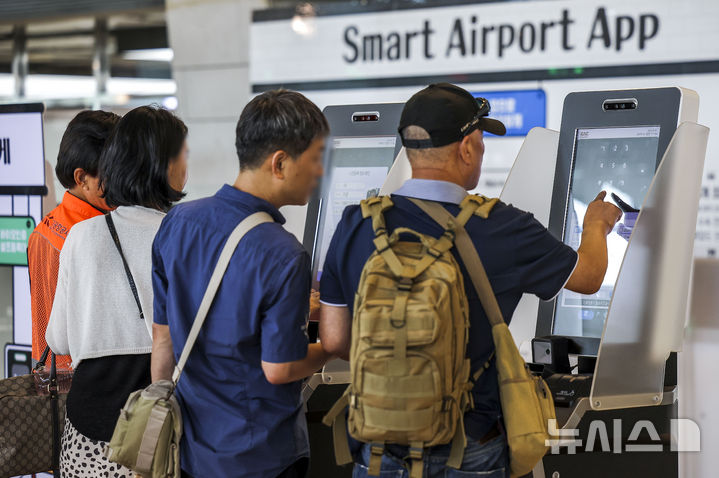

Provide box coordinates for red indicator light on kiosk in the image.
[352,112,380,122]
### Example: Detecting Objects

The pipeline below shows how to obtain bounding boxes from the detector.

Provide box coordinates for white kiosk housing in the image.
[499,88,709,477]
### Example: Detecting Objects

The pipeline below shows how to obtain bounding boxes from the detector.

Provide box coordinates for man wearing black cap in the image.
[319,83,621,477]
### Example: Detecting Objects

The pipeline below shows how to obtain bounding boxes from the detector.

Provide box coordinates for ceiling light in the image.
[121,48,174,62]
[291,3,317,37]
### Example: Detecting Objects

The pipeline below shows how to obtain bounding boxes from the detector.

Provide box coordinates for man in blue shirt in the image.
[151,90,334,478]
[319,83,622,477]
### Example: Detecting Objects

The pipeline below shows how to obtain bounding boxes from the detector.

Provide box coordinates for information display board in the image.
[0,111,45,189]
[0,103,46,366]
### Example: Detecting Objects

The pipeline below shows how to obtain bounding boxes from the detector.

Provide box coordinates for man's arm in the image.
[151,230,175,382]
[565,191,623,294]
[261,343,333,385]
[309,289,321,322]
[260,250,334,385]
[151,323,175,382]
[318,304,351,361]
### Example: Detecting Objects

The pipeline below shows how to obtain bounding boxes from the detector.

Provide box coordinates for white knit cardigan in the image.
[46,206,165,366]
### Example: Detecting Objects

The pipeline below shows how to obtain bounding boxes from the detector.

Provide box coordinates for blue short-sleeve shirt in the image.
[320,179,578,441]
[153,185,311,478]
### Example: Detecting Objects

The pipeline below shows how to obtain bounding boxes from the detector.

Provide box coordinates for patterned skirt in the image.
[60,416,134,478]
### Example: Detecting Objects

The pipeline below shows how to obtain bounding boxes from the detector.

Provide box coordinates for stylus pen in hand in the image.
[610,193,639,213]
[611,193,639,241]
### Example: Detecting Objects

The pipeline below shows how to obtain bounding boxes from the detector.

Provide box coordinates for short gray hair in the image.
[401,125,431,140]
[402,125,456,163]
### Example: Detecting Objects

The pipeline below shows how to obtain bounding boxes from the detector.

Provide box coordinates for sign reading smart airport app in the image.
[0,217,35,266]
[0,112,45,188]
[251,0,719,87]
[472,90,546,137]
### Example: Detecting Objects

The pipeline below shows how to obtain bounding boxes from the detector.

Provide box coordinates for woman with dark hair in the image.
[46,105,188,478]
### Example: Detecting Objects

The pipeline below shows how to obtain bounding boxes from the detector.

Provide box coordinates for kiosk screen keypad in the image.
[553,126,660,338]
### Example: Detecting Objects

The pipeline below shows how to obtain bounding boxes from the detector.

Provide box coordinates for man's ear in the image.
[458,136,473,167]
[269,150,289,179]
[73,168,88,189]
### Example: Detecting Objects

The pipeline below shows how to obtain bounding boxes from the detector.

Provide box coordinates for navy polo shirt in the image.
[320,179,577,441]
[152,185,311,478]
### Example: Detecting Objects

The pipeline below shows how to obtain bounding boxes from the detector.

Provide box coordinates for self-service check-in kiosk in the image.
[500,87,708,477]
[302,103,404,478]
[302,88,709,478]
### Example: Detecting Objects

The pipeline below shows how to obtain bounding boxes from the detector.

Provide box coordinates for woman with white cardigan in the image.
[47,105,188,478]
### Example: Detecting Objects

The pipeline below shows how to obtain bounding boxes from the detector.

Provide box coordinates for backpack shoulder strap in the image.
[407,197,503,327]
[456,194,499,225]
[360,196,408,278]
[322,389,353,466]
[360,196,394,233]
[407,197,503,469]
[362,196,460,280]
[172,211,274,384]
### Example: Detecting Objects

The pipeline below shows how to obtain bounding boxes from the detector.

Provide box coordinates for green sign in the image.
[0,216,35,266]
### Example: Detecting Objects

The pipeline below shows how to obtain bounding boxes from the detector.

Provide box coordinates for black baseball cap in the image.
[398,83,506,149]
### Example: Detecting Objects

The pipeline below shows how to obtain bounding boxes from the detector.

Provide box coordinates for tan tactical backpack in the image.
[323,195,497,478]
[324,194,555,478]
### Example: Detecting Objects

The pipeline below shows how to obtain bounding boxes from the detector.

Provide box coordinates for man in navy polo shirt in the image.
[319,83,622,477]
[151,90,334,478]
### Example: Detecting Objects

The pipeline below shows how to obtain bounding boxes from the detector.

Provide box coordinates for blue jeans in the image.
[352,434,509,478]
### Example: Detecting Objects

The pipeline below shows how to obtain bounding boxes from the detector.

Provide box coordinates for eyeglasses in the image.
[460,97,491,137]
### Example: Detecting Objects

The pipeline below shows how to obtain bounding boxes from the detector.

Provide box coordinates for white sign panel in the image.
[0,112,45,187]
[251,0,719,86]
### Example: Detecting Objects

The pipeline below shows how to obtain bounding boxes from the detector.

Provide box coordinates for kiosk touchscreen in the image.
[302,103,403,290]
[536,88,698,354]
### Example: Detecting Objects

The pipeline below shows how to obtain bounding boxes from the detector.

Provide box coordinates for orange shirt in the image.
[28,192,104,368]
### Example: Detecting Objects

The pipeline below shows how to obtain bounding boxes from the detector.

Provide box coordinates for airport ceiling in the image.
[0,0,169,79]
[0,0,515,80]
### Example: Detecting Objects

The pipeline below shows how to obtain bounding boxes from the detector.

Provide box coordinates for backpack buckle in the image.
[427,247,442,258]
[397,278,412,292]
[408,445,423,460]
[390,318,406,329]
[441,396,453,412]
[461,195,485,208]
[370,444,384,455]
[374,234,392,253]
[442,228,456,242]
